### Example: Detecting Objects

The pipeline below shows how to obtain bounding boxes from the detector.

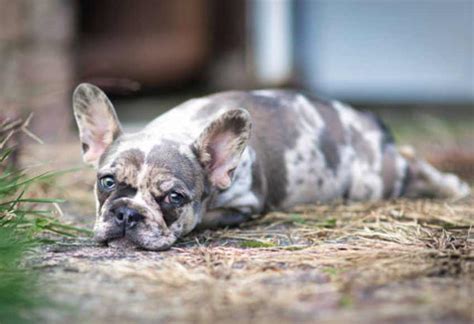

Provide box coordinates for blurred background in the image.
[0,0,473,158]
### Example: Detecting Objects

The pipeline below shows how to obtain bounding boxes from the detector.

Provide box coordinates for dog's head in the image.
[73,83,251,250]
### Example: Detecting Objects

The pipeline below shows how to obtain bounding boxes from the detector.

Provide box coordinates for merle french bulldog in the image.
[73,83,470,250]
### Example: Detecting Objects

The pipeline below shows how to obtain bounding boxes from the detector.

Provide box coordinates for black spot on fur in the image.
[363,111,395,147]
[342,187,351,200]
[82,143,89,154]
[399,162,411,197]
[317,178,324,187]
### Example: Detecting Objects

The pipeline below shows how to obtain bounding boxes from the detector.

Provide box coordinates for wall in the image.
[295,0,473,103]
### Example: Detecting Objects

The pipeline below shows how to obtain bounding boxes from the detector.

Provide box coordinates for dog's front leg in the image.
[197,208,252,229]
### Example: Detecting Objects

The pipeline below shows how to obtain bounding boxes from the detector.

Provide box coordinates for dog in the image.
[73,83,470,250]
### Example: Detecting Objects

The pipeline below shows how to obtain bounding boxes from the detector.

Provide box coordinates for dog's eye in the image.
[165,191,185,207]
[99,175,116,191]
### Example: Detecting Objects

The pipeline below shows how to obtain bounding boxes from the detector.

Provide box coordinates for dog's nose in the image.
[114,206,143,229]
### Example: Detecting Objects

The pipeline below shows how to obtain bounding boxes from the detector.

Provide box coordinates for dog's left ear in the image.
[193,109,252,190]
[72,83,123,167]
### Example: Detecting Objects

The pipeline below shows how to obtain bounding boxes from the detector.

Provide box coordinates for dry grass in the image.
[34,198,473,323]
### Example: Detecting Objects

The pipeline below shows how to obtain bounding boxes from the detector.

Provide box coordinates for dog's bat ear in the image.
[72,83,123,167]
[192,109,252,190]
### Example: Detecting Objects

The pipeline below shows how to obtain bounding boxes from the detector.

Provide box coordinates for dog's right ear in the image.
[72,83,123,167]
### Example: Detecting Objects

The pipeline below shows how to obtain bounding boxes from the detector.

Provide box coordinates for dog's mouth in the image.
[98,228,178,251]
[103,236,177,251]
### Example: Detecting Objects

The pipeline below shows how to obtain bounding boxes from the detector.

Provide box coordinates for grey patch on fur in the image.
[146,141,203,193]
[245,93,301,210]
[311,98,346,173]
[319,131,340,174]
[111,149,145,171]
[250,157,266,211]
[349,126,375,165]
[110,149,145,187]
[342,177,352,200]
[197,91,304,210]
[381,145,398,198]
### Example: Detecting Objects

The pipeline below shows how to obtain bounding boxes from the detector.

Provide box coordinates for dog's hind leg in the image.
[399,146,470,200]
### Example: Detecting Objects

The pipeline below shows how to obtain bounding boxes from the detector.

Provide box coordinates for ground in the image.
[22,106,474,323]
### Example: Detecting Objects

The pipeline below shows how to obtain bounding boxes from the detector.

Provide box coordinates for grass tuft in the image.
[0,116,90,322]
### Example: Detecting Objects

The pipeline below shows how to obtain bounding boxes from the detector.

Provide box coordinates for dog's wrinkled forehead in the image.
[106,148,145,186]
[99,138,202,194]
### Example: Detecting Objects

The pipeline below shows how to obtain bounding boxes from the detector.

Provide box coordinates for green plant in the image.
[0,156,91,237]
[0,117,90,323]
[0,150,50,323]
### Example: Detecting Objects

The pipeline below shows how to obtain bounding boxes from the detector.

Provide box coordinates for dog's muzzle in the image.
[112,206,144,230]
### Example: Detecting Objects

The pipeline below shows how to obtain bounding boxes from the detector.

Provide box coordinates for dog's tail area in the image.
[399,146,470,200]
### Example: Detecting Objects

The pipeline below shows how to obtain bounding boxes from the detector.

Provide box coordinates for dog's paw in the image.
[442,173,471,200]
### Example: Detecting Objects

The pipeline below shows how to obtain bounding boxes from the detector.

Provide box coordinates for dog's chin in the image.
[105,234,177,251]
[106,237,139,250]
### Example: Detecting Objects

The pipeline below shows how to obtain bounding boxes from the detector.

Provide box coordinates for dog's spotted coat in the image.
[73,84,470,250]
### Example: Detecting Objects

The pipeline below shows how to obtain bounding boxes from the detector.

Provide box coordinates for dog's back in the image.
[144,89,469,220]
